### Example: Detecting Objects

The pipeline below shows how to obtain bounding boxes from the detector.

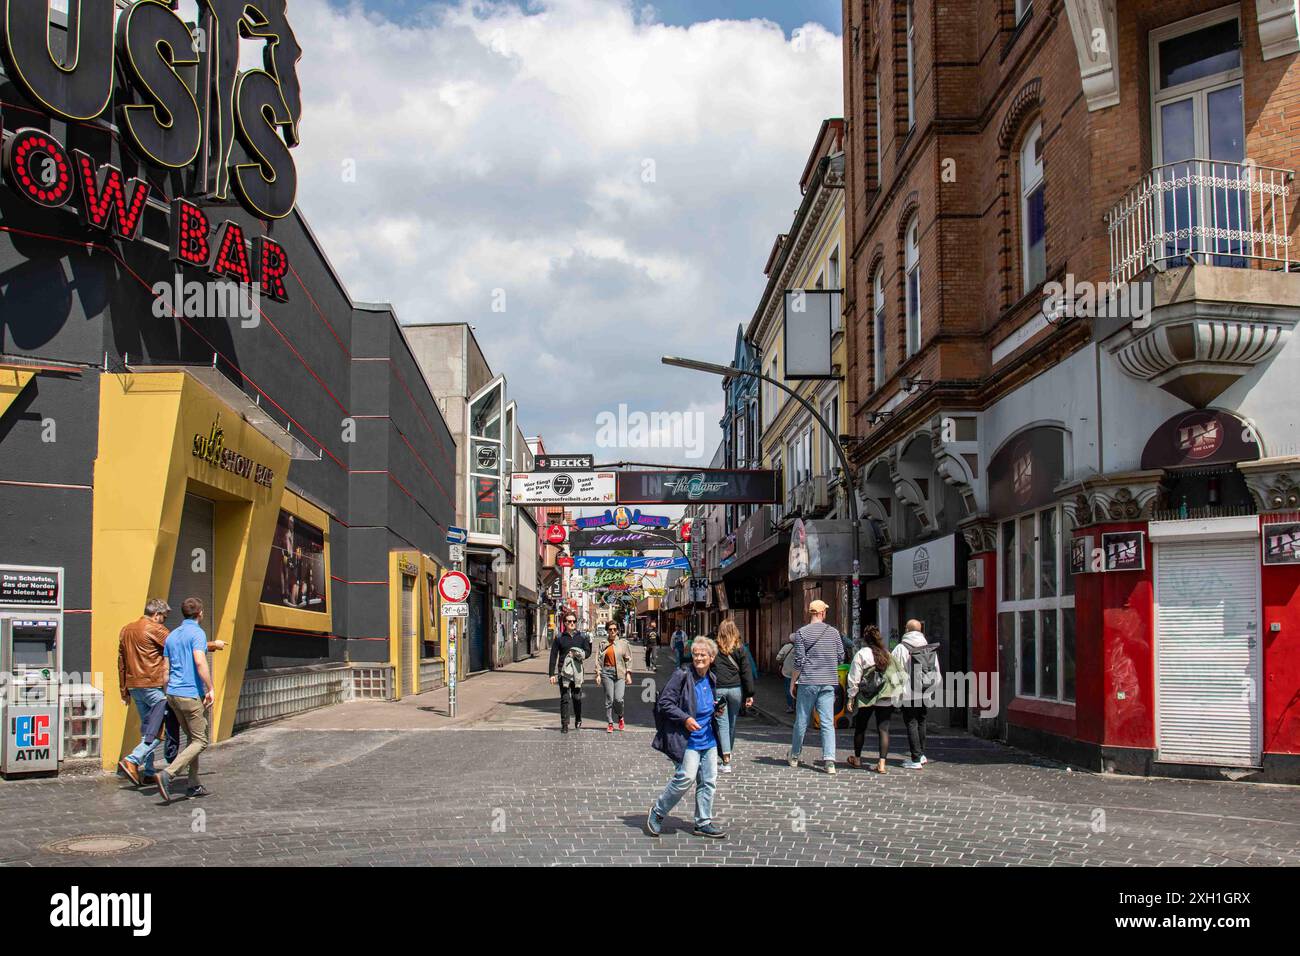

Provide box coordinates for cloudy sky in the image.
[291,0,844,464]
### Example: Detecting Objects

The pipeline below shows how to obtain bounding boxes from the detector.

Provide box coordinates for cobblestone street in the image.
[2,658,1296,867]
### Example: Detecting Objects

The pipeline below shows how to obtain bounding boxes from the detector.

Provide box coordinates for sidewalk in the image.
[278,655,553,731]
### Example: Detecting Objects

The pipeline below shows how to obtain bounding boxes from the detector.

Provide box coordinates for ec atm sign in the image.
[5,708,56,772]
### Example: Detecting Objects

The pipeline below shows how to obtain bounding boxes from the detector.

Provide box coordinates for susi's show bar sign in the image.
[0,0,302,300]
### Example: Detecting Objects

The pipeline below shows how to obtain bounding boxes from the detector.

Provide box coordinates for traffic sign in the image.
[446,526,468,545]
[557,553,574,568]
[545,524,567,545]
[438,570,471,603]
[448,543,465,563]
[443,603,469,617]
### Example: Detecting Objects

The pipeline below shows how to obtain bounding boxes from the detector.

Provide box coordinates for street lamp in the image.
[661,355,863,647]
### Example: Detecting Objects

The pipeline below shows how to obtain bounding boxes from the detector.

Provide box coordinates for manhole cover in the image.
[42,834,154,857]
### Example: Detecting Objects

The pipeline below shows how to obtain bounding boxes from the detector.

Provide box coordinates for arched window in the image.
[873,268,886,389]
[1020,119,1045,291]
[904,215,920,356]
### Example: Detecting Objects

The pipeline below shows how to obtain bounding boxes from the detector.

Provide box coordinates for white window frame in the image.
[821,394,838,478]
[467,374,506,541]
[873,268,886,388]
[1020,119,1045,292]
[1015,0,1031,24]
[1150,6,1244,164]
[906,0,915,130]
[997,503,1076,703]
[905,215,921,356]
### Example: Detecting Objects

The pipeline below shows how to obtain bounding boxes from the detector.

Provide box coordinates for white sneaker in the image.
[920,755,928,765]
[822,759,836,775]
[902,759,924,769]
[787,752,800,768]
[720,762,733,774]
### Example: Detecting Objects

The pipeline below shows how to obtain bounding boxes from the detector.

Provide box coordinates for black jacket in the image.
[652,667,719,764]
[548,628,592,677]
[711,644,754,698]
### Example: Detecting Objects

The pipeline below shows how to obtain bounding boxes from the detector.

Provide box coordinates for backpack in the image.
[559,646,586,687]
[857,663,886,704]
[907,642,940,700]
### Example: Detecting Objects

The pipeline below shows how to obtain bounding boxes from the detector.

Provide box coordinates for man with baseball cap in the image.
[788,598,843,774]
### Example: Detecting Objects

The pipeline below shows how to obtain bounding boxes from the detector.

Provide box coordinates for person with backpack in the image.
[548,612,592,733]
[787,599,843,774]
[647,637,727,839]
[845,625,906,773]
[709,620,754,774]
[644,622,658,668]
[595,621,633,732]
[775,636,797,713]
[893,619,941,769]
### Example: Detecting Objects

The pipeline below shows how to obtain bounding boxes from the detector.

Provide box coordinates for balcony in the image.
[1107,160,1293,285]
[1102,160,1300,406]
[784,475,831,520]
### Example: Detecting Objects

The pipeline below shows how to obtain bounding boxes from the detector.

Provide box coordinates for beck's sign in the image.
[0,1,304,298]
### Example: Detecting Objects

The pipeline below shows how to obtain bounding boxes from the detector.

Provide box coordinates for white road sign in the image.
[442,603,469,617]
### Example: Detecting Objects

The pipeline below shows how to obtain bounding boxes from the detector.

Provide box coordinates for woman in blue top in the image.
[647,637,726,839]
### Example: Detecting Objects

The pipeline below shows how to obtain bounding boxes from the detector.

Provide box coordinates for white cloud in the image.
[290,0,842,459]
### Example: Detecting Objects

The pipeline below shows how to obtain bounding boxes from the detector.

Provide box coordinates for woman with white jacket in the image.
[891,619,941,769]
[845,626,905,773]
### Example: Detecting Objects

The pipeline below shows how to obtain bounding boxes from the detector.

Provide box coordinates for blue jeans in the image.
[791,683,837,761]
[715,686,743,756]
[653,746,717,827]
[126,687,166,774]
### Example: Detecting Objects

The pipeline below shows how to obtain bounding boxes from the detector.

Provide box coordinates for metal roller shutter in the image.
[1155,537,1260,766]
[401,577,415,697]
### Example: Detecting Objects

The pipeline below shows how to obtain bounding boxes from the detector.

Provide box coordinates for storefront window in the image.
[1001,519,1015,602]
[1039,509,1056,598]
[1018,513,1035,599]
[1000,504,1075,702]
[1018,610,1036,696]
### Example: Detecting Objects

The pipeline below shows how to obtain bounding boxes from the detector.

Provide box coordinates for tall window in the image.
[905,215,921,356]
[873,269,886,390]
[874,71,883,182]
[998,505,1076,702]
[1015,0,1031,22]
[764,356,780,425]
[905,0,915,130]
[821,396,839,478]
[1151,8,1245,264]
[828,246,840,288]
[736,412,746,468]
[1020,120,1045,291]
[468,376,505,536]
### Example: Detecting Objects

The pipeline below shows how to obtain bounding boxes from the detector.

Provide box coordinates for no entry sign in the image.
[438,570,471,603]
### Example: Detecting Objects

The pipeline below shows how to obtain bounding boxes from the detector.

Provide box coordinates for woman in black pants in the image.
[845,626,904,773]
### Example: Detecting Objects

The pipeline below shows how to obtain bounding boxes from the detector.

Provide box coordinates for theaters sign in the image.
[0,1,304,301]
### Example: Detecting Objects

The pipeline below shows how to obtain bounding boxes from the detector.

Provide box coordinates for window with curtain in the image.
[873,268,886,389]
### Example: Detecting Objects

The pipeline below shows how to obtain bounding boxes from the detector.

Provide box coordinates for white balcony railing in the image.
[1106,160,1292,285]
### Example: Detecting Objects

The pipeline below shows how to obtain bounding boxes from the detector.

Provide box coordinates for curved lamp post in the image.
[660,355,862,647]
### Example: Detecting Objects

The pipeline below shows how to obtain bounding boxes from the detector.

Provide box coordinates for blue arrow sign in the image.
[446,526,468,545]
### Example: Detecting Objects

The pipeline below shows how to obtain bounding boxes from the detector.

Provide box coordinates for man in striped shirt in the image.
[788,599,843,774]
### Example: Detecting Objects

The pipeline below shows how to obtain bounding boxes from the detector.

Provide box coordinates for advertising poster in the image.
[262,510,327,610]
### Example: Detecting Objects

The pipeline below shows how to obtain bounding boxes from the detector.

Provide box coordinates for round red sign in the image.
[438,570,471,603]
[546,524,567,545]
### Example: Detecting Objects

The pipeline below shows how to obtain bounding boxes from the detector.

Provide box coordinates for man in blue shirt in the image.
[156,597,214,803]
[647,636,725,839]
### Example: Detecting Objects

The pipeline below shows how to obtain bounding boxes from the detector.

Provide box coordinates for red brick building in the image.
[841,0,1300,782]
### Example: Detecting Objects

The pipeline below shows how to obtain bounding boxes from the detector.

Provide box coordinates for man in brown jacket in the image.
[117,598,225,787]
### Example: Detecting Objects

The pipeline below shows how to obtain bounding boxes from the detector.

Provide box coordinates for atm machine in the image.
[0,565,63,777]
